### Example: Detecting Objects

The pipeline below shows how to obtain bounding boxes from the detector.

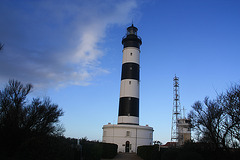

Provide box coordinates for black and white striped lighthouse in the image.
[102,25,153,152]
[118,24,142,125]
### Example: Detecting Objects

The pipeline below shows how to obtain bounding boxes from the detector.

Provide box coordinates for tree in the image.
[25,97,64,136]
[0,43,3,51]
[0,79,64,157]
[188,97,225,149]
[188,84,240,149]
[220,84,240,148]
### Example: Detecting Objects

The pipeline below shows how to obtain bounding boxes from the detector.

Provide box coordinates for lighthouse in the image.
[118,24,141,125]
[102,24,153,153]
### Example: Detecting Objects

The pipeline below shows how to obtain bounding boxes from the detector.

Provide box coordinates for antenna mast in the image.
[171,75,181,142]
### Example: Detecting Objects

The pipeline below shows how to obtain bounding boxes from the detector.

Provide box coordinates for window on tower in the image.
[129,81,131,85]
[126,131,130,137]
[130,52,132,56]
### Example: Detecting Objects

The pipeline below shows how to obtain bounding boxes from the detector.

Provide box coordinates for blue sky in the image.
[0,0,240,144]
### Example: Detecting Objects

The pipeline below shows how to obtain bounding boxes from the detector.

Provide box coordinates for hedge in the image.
[101,142,118,159]
[1,136,117,160]
[81,141,118,160]
[137,145,161,160]
[137,143,240,160]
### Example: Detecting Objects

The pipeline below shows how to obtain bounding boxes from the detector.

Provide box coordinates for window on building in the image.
[130,53,132,56]
[129,81,131,85]
[126,131,130,137]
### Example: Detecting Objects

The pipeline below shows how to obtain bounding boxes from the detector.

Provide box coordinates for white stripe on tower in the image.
[118,24,142,125]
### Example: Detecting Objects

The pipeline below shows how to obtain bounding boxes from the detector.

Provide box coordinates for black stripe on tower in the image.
[121,63,139,80]
[122,36,142,49]
[118,97,139,117]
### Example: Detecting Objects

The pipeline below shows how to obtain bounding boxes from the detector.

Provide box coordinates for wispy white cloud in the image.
[0,0,138,88]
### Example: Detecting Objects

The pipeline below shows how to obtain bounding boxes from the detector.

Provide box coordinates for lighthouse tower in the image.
[102,24,153,153]
[118,24,141,125]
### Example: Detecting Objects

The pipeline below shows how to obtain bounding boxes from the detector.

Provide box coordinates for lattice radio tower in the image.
[171,75,182,142]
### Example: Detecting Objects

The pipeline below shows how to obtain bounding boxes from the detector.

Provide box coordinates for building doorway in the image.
[125,141,130,152]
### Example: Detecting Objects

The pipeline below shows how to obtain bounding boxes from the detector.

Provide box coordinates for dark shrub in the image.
[101,143,118,159]
[14,136,74,160]
[177,151,203,160]
[81,141,117,160]
[137,145,160,160]
[161,148,179,160]
[82,142,101,160]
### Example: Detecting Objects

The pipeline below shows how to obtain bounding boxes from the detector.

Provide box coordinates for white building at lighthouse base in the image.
[102,123,153,153]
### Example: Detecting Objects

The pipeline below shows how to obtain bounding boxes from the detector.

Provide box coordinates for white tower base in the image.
[102,124,153,153]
